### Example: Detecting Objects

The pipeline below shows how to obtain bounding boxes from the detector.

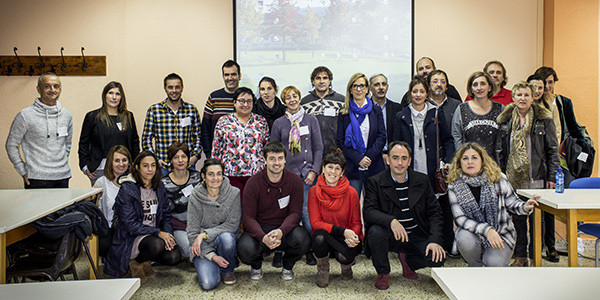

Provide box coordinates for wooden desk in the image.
[0,278,140,300]
[432,267,600,300]
[0,188,102,283]
[517,189,600,267]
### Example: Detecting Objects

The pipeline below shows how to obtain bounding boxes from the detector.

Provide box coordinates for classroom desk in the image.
[517,189,600,267]
[432,267,600,300]
[0,188,102,284]
[0,278,140,300]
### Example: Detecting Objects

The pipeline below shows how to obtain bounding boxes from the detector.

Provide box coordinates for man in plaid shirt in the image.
[142,73,202,174]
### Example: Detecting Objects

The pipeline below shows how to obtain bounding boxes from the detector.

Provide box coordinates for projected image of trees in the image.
[236,0,412,101]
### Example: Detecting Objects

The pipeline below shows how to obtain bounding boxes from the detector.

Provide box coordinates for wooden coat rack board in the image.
[0,48,106,76]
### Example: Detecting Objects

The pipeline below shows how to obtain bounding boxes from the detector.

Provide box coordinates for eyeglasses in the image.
[236,99,253,105]
[352,84,367,90]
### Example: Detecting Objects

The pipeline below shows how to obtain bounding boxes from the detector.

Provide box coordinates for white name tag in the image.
[278,195,290,209]
[323,107,337,117]
[180,117,191,127]
[150,204,158,214]
[181,184,194,197]
[57,126,68,137]
[299,126,309,136]
[577,152,589,162]
[116,122,122,131]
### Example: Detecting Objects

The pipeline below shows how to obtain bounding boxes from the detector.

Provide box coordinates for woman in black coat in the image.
[78,81,140,185]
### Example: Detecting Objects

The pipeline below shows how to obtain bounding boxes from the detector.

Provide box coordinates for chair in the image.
[570,177,600,266]
[6,231,81,282]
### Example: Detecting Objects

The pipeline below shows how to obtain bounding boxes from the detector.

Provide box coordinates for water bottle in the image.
[555,167,564,193]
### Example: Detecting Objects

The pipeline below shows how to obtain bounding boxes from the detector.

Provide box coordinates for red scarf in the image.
[314,174,350,211]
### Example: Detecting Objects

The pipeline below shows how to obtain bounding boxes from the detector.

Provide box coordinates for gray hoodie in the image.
[187,177,241,260]
[5,98,73,180]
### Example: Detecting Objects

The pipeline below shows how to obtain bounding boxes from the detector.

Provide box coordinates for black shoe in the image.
[546,248,560,263]
[306,251,317,266]
[272,251,283,268]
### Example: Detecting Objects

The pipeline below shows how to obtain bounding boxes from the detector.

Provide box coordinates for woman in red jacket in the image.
[308,148,362,288]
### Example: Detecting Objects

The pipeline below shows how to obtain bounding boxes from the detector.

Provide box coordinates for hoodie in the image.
[5,98,73,180]
[187,177,241,260]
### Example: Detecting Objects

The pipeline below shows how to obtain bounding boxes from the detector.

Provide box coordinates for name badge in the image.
[299,126,309,136]
[278,195,290,209]
[578,152,589,162]
[116,122,122,131]
[323,107,336,117]
[180,117,191,127]
[57,126,68,137]
[181,184,194,197]
[150,204,158,214]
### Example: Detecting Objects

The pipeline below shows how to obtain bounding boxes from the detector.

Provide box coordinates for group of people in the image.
[5,57,589,290]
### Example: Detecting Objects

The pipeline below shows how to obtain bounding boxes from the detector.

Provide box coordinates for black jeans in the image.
[437,193,455,252]
[512,212,555,258]
[25,178,69,189]
[312,229,362,264]
[237,225,310,270]
[367,224,445,275]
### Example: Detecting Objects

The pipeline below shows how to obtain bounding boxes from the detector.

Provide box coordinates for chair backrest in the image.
[570,177,600,189]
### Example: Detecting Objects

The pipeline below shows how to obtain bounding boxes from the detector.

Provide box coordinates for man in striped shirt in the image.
[363,141,445,290]
[201,60,241,157]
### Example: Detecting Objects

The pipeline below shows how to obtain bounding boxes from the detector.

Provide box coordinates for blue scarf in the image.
[344,97,372,154]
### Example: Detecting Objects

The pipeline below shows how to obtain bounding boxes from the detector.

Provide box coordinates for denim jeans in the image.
[193,232,237,290]
[301,177,316,234]
[173,230,191,258]
[349,170,369,197]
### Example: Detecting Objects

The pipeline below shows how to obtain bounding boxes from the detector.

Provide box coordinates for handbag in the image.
[433,108,448,193]
[556,95,595,178]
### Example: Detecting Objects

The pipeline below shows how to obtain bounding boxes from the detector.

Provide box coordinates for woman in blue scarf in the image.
[336,73,386,196]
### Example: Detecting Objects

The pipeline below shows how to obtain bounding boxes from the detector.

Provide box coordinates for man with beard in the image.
[400,57,461,108]
[427,69,461,130]
[201,60,241,157]
[369,74,401,148]
[142,73,202,175]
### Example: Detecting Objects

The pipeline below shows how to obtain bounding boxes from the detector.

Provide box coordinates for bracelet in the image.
[203,231,209,240]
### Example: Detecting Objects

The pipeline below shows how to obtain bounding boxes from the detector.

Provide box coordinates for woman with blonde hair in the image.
[447,143,540,267]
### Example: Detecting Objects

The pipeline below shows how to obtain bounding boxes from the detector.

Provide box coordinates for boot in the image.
[340,261,354,280]
[129,260,148,284]
[315,257,330,288]
[142,261,156,278]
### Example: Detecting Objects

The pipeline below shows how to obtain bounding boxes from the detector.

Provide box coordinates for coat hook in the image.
[76,47,88,71]
[60,47,67,70]
[5,65,12,76]
[35,46,45,70]
[13,47,23,72]
[25,65,35,76]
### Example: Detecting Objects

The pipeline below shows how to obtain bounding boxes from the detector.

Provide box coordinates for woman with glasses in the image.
[337,73,386,196]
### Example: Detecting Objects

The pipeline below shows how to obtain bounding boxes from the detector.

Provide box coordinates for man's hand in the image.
[84,169,99,181]
[390,219,408,242]
[189,156,199,168]
[304,171,316,185]
[262,229,283,249]
[425,242,446,263]
[159,160,168,168]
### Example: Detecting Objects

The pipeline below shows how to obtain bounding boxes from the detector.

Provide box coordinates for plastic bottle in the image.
[555,167,564,193]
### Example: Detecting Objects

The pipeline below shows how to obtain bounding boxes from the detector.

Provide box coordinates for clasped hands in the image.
[262,229,283,250]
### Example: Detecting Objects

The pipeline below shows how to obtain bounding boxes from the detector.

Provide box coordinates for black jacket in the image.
[78,109,140,172]
[496,103,559,182]
[363,168,444,245]
[33,201,109,241]
[384,98,402,145]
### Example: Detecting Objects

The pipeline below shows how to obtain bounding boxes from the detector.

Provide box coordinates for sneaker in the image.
[250,268,263,280]
[281,268,294,280]
[398,252,418,279]
[306,252,317,266]
[272,251,283,268]
[375,273,390,290]
[222,272,236,285]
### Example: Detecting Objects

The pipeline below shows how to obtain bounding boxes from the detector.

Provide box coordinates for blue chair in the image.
[570,177,600,267]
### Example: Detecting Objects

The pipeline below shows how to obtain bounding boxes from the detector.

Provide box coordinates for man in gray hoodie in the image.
[6,72,73,188]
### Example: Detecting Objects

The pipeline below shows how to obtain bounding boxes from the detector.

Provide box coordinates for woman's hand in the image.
[486,228,505,249]
[212,255,229,268]
[158,231,177,251]
[84,169,99,181]
[343,229,360,248]
[524,195,540,211]
[190,233,205,257]
[305,171,316,185]
[546,181,556,189]
[358,156,372,169]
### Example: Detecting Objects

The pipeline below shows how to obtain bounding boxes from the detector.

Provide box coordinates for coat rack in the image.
[0,47,106,76]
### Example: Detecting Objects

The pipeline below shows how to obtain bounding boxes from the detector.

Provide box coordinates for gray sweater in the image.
[5,98,73,180]
[187,177,241,260]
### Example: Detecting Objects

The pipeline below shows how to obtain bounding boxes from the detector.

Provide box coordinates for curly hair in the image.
[447,143,501,184]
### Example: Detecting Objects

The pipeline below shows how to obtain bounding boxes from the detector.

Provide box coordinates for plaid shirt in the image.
[142,99,202,162]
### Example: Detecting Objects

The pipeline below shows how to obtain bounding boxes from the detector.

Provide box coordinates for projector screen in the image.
[235,0,413,103]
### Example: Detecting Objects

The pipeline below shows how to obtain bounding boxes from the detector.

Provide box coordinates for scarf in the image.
[254,96,285,128]
[286,107,305,155]
[344,97,372,154]
[453,173,499,248]
[506,107,533,188]
[314,174,350,211]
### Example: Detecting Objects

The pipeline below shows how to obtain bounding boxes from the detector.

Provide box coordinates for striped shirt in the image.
[201,88,235,157]
[141,99,202,163]
[392,174,418,233]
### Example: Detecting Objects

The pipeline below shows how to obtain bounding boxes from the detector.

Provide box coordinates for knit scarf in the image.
[506,107,533,188]
[453,174,499,248]
[344,97,372,154]
[314,174,350,211]
[254,96,285,122]
[286,107,305,155]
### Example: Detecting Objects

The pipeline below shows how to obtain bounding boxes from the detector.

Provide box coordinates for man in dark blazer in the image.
[363,141,445,290]
[369,74,402,149]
